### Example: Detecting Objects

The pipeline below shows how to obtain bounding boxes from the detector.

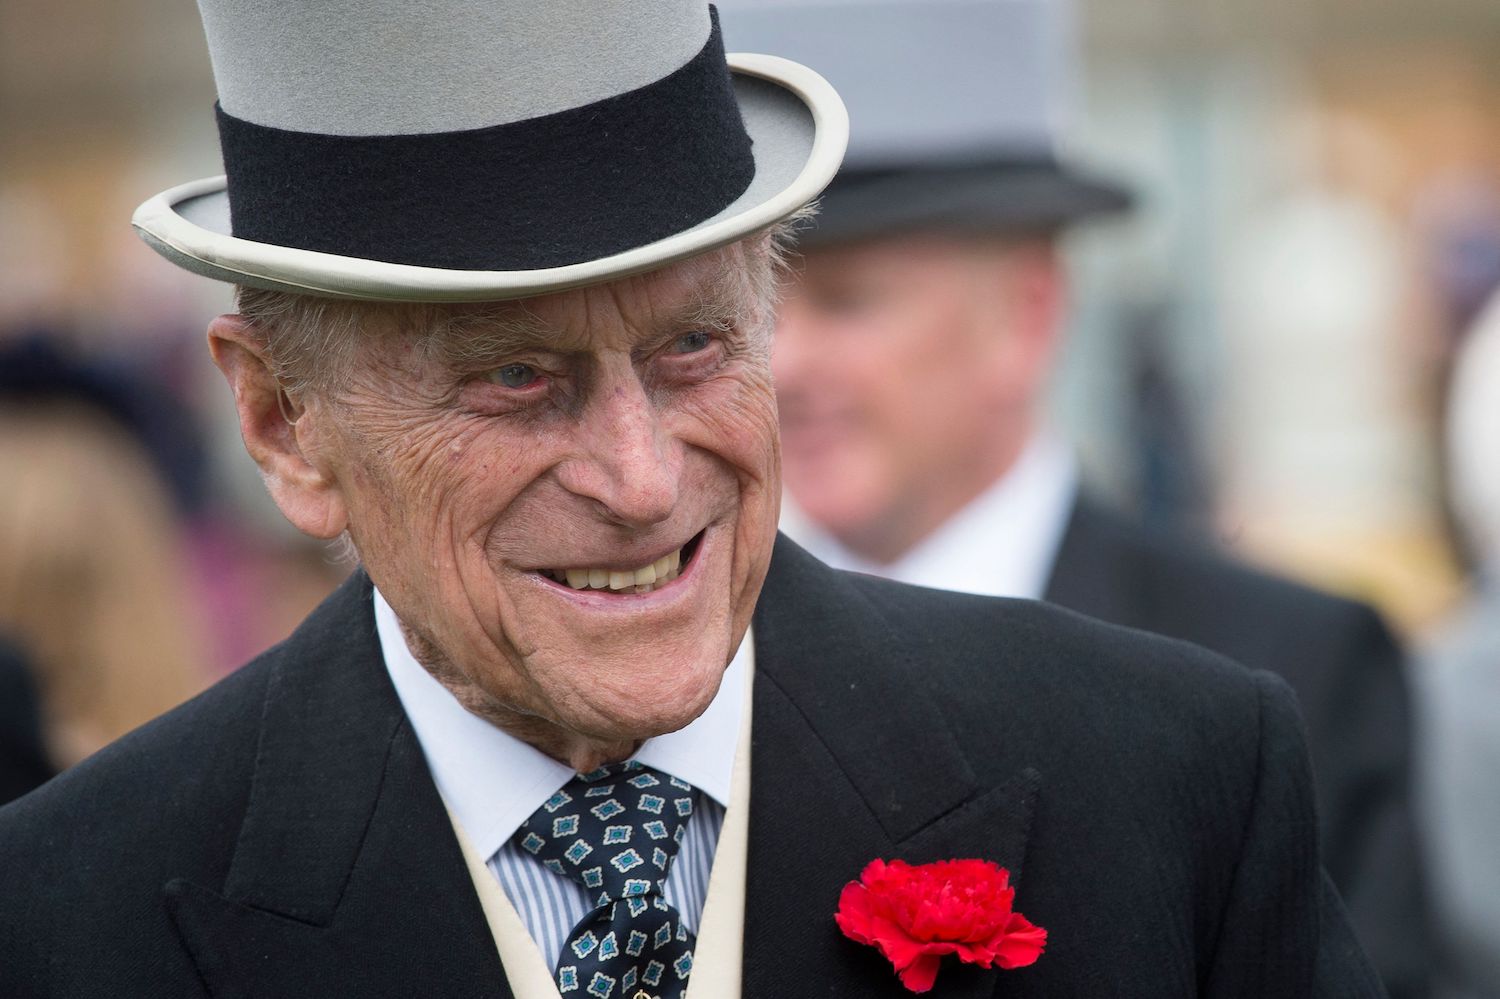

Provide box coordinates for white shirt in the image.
[375,589,746,970]
[779,433,1079,600]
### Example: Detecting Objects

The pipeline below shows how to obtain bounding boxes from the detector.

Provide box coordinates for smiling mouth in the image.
[537,531,704,595]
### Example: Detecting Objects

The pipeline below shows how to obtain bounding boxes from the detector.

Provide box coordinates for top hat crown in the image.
[719,0,1127,242]
[133,0,848,301]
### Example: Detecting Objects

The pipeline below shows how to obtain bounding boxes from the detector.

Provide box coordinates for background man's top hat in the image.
[133,0,848,302]
[719,0,1129,244]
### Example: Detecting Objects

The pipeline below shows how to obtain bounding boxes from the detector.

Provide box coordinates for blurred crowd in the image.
[2,0,1499,996]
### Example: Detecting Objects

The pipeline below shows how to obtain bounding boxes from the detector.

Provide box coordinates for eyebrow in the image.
[421,306,557,371]
[663,272,747,337]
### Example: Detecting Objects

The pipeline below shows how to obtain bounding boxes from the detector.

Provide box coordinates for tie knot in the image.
[516,761,697,907]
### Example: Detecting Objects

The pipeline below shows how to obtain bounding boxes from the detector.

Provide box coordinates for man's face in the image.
[774,234,1057,562]
[304,245,780,752]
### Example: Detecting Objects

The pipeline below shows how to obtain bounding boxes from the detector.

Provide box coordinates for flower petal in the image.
[897,953,944,993]
[994,912,1048,969]
[834,882,876,945]
[875,929,928,971]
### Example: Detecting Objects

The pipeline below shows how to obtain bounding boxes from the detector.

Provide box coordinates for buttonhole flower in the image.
[834,857,1047,993]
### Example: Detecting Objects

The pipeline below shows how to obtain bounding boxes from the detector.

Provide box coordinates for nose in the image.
[557,366,680,528]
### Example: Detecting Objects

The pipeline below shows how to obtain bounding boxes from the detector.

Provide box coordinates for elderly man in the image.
[723,3,1427,995]
[0,1,1381,996]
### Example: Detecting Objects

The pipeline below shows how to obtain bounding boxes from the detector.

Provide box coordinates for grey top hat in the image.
[719,0,1128,244]
[132,1,848,301]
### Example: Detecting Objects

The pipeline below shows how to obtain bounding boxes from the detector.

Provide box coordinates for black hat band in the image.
[216,12,754,272]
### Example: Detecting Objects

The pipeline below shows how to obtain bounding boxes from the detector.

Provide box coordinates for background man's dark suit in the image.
[1047,498,1425,998]
[0,638,53,807]
[0,538,1382,996]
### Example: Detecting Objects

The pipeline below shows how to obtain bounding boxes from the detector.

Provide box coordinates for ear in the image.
[1002,239,1066,362]
[978,240,1066,408]
[207,314,349,539]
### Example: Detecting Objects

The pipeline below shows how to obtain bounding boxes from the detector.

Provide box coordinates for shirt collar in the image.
[375,588,748,863]
[781,432,1078,600]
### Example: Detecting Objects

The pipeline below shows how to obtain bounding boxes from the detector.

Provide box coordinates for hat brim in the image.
[131,53,847,302]
[799,160,1132,246]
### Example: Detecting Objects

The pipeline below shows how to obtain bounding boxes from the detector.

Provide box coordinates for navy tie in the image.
[516,761,698,999]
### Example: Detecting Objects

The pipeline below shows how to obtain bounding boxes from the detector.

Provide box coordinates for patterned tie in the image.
[516,761,698,999]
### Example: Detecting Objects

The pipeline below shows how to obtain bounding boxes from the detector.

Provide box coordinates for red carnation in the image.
[834,858,1047,993]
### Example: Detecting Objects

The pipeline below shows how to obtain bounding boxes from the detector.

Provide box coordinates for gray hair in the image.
[234,218,807,400]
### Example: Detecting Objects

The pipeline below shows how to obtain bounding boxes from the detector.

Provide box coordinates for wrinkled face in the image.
[774,234,1051,561]
[311,246,780,746]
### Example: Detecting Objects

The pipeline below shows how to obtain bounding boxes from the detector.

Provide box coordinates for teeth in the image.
[549,547,686,593]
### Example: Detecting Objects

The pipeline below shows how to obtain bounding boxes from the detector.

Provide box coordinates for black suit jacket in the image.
[0,537,1382,996]
[1047,499,1426,998]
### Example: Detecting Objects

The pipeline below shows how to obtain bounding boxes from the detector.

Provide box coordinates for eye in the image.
[671,330,712,355]
[486,363,541,389]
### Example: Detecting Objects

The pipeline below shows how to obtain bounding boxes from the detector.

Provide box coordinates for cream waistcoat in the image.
[445,665,753,999]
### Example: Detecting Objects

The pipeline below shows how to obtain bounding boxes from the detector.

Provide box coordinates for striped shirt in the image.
[373,589,747,973]
[491,796,724,969]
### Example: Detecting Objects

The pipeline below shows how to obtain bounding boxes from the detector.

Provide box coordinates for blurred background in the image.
[1063,0,1500,633]
[1,0,1498,990]
[0,0,351,766]
[7,0,1499,642]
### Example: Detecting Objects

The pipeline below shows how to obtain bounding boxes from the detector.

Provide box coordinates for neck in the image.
[399,620,640,773]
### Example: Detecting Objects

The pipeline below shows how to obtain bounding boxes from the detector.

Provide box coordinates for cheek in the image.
[679,367,780,480]
[872,305,990,420]
[674,372,781,567]
[343,416,548,555]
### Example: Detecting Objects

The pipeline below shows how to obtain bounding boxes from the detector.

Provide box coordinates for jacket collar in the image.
[164,570,509,997]
[744,535,1040,996]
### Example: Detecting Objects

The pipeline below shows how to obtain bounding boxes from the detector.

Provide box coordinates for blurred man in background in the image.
[724,2,1428,995]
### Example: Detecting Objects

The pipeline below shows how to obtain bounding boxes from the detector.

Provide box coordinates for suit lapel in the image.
[163,572,508,998]
[164,544,1038,997]
[744,537,1039,997]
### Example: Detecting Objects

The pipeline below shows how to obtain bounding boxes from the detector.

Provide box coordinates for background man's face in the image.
[312,247,781,749]
[774,234,1061,562]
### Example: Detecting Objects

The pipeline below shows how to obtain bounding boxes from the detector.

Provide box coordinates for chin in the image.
[558,639,730,741]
